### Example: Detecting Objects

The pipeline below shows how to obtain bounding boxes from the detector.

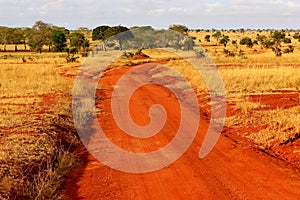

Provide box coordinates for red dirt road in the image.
[64,65,300,200]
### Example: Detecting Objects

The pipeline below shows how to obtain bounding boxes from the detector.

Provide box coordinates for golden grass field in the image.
[0,52,81,199]
[0,29,300,199]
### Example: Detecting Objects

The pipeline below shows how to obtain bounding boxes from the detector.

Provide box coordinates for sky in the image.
[0,0,299,30]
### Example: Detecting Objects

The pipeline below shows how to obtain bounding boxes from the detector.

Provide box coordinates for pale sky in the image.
[0,0,299,30]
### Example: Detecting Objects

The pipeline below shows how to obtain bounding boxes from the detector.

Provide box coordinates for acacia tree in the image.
[69,32,89,54]
[240,37,253,48]
[130,26,157,49]
[168,24,188,35]
[232,40,238,48]
[204,34,210,42]
[166,25,190,50]
[52,30,67,52]
[104,26,133,50]
[220,35,230,47]
[92,25,133,51]
[22,28,32,50]
[92,25,111,50]
[212,31,222,44]
[0,26,9,52]
[10,28,24,51]
[183,37,195,51]
[271,31,286,56]
[92,25,110,41]
[256,34,267,49]
[29,21,54,53]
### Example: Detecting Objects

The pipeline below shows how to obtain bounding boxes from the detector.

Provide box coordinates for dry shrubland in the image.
[0,28,300,199]
[0,53,80,199]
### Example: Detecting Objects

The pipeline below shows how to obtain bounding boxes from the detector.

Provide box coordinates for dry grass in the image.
[140,39,300,152]
[220,66,300,94]
[0,52,80,199]
[226,106,300,148]
[0,53,74,98]
[1,29,300,199]
[0,134,79,199]
[188,31,300,150]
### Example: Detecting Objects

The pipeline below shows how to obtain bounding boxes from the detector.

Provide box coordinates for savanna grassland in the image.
[0,50,82,199]
[0,26,300,199]
[190,30,300,164]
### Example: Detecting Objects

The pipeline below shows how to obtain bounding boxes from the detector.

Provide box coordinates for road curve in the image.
[64,65,300,200]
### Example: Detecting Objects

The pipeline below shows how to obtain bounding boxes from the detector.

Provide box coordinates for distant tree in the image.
[165,29,185,50]
[293,32,300,39]
[82,38,90,54]
[256,34,267,49]
[232,40,238,48]
[0,26,10,51]
[92,25,111,51]
[92,25,132,50]
[183,37,195,51]
[271,31,286,56]
[168,24,188,35]
[240,37,253,48]
[92,25,111,41]
[52,30,67,52]
[9,28,24,51]
[69,32,89,54]
[262,38,274,49]
[29,21,54,53]
[105,25,133,50]
[283,37,291,44]
[130,26,157,48]
[22,28,32,50]
[204,35,211,42]
[283,45,294,54]
[220,35,230,47]
[212,31,222,44]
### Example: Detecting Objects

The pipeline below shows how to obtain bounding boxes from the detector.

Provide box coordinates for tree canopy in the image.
[168,24,189,35]
[52,30,67,52]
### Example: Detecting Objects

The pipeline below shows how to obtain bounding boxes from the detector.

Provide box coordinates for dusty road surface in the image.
[65,64,300,200]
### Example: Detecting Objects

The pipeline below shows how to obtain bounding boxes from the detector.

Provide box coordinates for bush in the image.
[195,49,206,58]
[240,37,253,48]
[183,37,195,51]
[283,45,294,53]
[283,38,292,44]
[223,49,235,57]
[293,33,300,39]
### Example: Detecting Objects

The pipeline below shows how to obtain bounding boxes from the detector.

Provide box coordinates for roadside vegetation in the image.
[0,21,300,198]
[0,53,81,199]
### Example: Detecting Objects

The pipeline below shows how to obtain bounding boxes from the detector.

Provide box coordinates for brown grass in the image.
[0,52,80,199]
[1,29,300,199]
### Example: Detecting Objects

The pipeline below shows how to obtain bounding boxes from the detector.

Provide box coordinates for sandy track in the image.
[64,65,300,200]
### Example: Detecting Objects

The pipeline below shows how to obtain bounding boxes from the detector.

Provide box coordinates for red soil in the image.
[247,90,299,110]
[129,55,150,60]
[225,90,300,167]
[216,63,300,68]
[64,64,300,200]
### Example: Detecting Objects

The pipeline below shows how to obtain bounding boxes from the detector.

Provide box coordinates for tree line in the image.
[0,22,195,54]
[1,21,297,57]
[0,21,89,54]
[204,30,298,56]
[91,24,195,52]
